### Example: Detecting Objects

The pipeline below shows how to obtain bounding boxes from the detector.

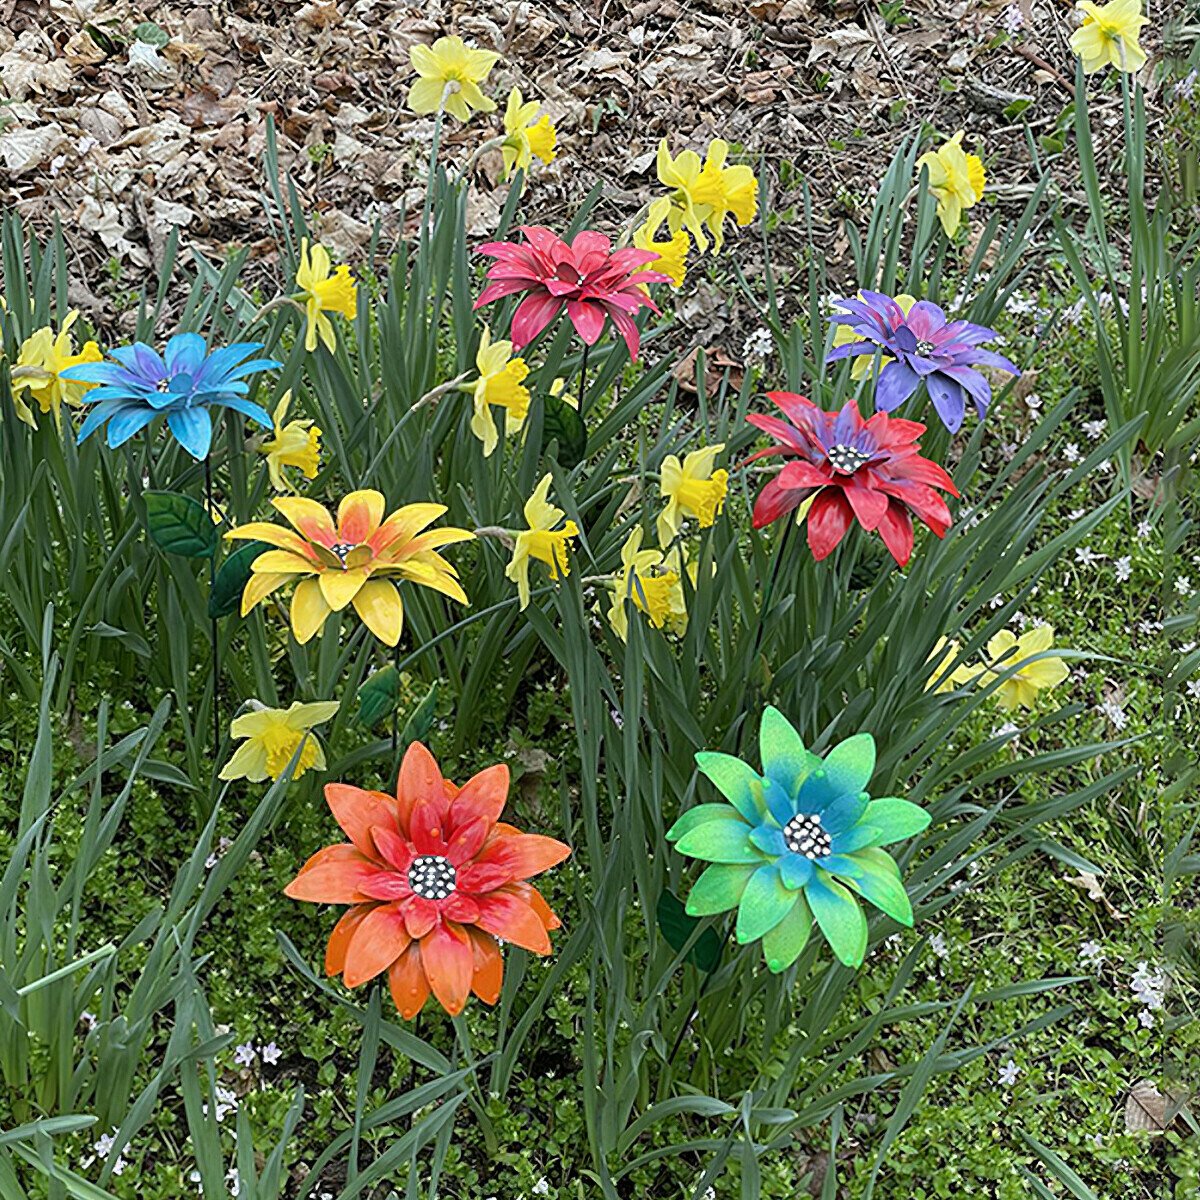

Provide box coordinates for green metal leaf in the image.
[357,666,400,728]
[143,490,218,558]
[399,681,439,746]
[656,888,722,973]
[540,393,587,469]
[208,541,267,618]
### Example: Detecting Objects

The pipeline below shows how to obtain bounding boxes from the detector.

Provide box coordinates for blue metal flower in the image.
[62,333,280,460]
[667,707,930,971]
[827,291,1019,433]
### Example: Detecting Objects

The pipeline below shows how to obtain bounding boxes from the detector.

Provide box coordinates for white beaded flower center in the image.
[914,339,936,356]
[408,854,457,899]
[826,443,870,474]
[783,813,832,859]
[330,542,355,563]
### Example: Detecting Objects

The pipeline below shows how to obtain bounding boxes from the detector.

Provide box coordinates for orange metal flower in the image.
[285,742,571,1018]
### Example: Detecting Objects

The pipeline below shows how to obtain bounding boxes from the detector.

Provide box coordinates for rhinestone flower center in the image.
[826,443,870,474]
[914,339,936,356]
[155,378,172,393]
[330,541,355,563]
[782,813,832,859]
[408,854,457,900]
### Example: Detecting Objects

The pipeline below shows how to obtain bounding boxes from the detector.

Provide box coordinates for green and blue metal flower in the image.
[667,707,930,971]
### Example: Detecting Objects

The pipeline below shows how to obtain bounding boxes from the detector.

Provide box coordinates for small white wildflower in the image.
[1175,575,1193,596]
[234,1042,257,1067]
[1186,680,1200,698]
[532,1179,550,1196]
[1082,418,1107,440]
[1062,442,1081,463]
[1097,458,1113,473]
[1138,1008,1155,1028]
[1131,961,1168,1009]
[1136,519,1153,538]
[111,1158,127,1177]
[742,328,773,362]
[226,1167,242,1197]
[1114,555,1132,582]
[259,1040,282,1065]
[80,1010,98,1030]
[1079,940,1105,968]
[998,1059,1020,1087]
[929,931,950,959]
[1024,392,1042,410]
[1075,546,1102,567]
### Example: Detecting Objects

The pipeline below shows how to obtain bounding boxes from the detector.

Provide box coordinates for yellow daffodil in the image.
[294,240,357,354]
[505,473,579,609]
[408,36,500,123]
[1070,0,1148,73]
[832,292,918,379]
[219,699,341,783]
[465,326,531,456]
[227,490,472,646]
[981,626,1070,710]
[606,526,680,640]
[917,132,986,237]
[501,88,557,178]
[924,636,982,694]
[10,311,102,428]
[656,138,757,254]
[258,390,322,492]
[633,197,690,289]
[657,443,727,545]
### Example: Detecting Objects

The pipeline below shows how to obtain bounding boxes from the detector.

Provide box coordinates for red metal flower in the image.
[285,742,571,1018]
[747,391,959,566]
[474,225,670,360]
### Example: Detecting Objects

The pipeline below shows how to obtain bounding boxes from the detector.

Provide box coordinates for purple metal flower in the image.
[827,291,1019,433]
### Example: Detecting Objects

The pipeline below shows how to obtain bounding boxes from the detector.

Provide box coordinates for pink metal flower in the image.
[474,226,670,360]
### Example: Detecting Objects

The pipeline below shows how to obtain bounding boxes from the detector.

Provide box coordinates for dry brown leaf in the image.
[1065,870,1126,920]
[1124,1081,1189,1134]
[0,121,69,173]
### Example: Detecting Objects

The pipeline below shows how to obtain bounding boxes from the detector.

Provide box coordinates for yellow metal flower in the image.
[917,132,986,237]
[258,390,322,492]
[505,474,579,610]
[226,490,473,646]
[981,626,1070,710]
[408,36,500,123]
[466,326,531,456]
[219,699,341,782]
[606,526,680,639]
[1070,0,1148,73]
[294,240,357,354]
[658,443,727,545]
[10,311,102,428]
[633,197,689,289]
[923,637,982,694]
[656,138,757,254]
[832,292,918,379]
[501,88,557,178]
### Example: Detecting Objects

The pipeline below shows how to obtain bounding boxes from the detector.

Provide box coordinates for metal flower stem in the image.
[391,639,401,756]
[204,454,220,764]
[578,343,589,415]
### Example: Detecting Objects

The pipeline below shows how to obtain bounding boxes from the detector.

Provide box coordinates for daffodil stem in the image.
[205,455,221,765]
[247,295,305,327]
